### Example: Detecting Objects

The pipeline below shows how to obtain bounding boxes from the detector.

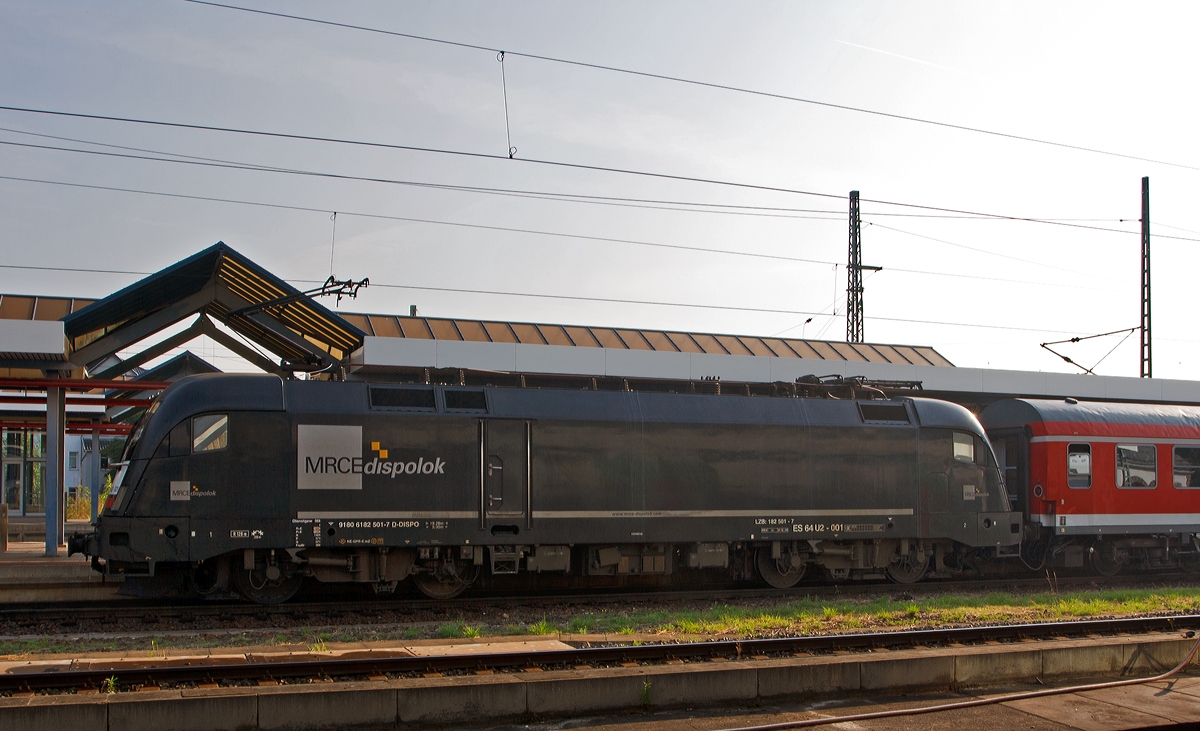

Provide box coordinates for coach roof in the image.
[980,398,1200,431]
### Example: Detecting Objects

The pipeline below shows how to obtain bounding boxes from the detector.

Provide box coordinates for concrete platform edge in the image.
[1,633,1194,731]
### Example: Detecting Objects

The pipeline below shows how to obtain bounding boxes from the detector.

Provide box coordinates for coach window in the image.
[1067,444,1091,488]
[953,432,974,462]
[192,415,228,453]
[1115,444,1156,488]
[1173,447,1200,488]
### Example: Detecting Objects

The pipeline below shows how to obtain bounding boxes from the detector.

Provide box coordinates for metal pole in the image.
[89,425,101,523]
[846,191,863,343]
[45,387,63,556]
[1140,176,1152,378]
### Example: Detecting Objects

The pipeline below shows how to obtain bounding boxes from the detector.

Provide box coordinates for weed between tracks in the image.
[5,586,1200,657]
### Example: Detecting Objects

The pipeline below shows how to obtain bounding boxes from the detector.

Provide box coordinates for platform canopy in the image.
[61,242,366,379]
[339,311,953,367]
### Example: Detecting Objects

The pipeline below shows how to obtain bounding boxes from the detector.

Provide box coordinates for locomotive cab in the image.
[911,399,1019,557]
[71,374,291,598]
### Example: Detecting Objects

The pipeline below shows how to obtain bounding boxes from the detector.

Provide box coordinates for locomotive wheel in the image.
[886,553,929,584]
[233,564,302,604]
[190,558,228,595]
[413,561,480,600]
[755,548,806,589]
[1090,540,1123,577]
[1180,551,1200,574]
[1020,539,1050,571]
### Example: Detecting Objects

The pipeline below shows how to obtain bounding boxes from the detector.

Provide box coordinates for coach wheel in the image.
[755,548,806,589]
[1090,540,1123,577]
[233,563,302,604]
[886,552,929,585]
[413,561,480,600]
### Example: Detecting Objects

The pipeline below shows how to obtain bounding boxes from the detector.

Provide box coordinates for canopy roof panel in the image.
[59,242,366,369]
[337,312,954,367]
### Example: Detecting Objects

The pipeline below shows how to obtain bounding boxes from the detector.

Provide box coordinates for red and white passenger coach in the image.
[980,398,1200,575]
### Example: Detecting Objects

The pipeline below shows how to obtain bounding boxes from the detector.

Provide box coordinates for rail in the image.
[3,614,1199,693]
[0,571,1193,626]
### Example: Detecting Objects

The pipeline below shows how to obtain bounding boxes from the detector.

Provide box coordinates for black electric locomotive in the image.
[73,374,1020,603]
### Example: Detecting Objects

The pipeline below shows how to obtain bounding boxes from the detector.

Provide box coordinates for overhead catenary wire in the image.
[497,51,516,158]
[0,131,845,222]
[184,0,1200,173]
[869,222,1128,284]
[0,106,1185,241]
[0,259,1080,335]
[1040,327,1139,375]
[328,211,337,277]
[294,278,1083,335]
[1088,328,1138,374]
[0,173,1127,292]
[0,123,1133,225]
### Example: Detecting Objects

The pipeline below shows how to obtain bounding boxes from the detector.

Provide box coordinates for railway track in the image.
[0,571,1190,628]
[3,614,1199,694]
[0,571,1195,643]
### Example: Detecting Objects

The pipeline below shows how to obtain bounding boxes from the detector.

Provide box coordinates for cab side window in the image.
[1067,444,1091,488]
[952,432,974,462]
[1116,444,1156,488]
[1173,447,1200,488]
[192,415,228,453]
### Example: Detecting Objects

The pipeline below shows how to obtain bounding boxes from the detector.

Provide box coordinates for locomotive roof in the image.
[979,398,1200,431]
[148,374,983,432]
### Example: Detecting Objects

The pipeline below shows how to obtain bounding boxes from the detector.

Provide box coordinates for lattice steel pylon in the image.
[1140,176,1152,378]
[846,191,863,343]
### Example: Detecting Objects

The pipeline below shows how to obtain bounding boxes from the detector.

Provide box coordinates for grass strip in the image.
[4,585,1200,656]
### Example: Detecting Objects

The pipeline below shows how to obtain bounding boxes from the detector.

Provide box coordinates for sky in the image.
[2,1,1199,378]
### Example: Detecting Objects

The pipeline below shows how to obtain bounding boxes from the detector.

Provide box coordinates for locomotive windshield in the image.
[964,430,1008,511]
[111,399,161,493]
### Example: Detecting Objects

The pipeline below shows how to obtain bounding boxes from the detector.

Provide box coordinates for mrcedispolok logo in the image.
[297,424,446,490]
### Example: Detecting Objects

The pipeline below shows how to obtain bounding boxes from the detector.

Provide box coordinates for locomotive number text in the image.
[755,519,845,533]
[337,520,420,529]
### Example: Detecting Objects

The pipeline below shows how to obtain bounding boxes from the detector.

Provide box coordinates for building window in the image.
[3,430,22,458]
[1174,447,1200,488]
[1116,444,1157,488]
[68,451,79,470]
[1067,444,1091,488]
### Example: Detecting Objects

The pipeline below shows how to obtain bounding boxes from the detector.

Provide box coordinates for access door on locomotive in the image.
[481,419,530,532]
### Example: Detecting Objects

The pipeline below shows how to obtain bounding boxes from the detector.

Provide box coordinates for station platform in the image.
[6,518,92,545]
[0,541,121,604]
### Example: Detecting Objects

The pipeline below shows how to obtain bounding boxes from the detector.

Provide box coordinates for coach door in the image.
[481,420,530,532]
[990,431,1029,520]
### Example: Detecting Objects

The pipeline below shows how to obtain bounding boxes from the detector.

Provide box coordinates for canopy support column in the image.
[45,387,65,556]
[89,424,101,523]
